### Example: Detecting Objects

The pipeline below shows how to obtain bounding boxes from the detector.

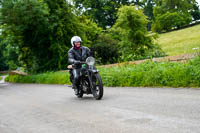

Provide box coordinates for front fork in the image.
[87,67,99,92]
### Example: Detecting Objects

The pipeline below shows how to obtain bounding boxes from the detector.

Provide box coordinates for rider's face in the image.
[74,42,81,47]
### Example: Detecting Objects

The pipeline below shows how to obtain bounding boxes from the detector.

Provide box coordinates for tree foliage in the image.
[72,0,143,29]
[0,0,87,73]
[191,1,200,21]
[152,0,195,32]
[0,31,19,71]
[143,0,155,30]
[111,5,165,61]
[0,37,9,71]
[78,15,102,47]
[1,0,50,72]
[152,11,192,32]
[92,34,120,64]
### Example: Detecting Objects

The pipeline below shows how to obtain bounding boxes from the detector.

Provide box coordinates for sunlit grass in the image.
[157,24,200,56]
[5,71,71,85]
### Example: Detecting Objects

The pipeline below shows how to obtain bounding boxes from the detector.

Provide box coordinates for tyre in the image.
[91,73,103,100]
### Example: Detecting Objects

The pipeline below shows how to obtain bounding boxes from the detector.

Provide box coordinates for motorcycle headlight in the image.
[86,57,95,66]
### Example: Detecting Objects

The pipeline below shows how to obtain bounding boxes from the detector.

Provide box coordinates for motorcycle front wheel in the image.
[91,73,103,100]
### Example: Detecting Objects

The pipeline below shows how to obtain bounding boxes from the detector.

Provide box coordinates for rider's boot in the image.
[72,77,79,95]
[72,83,79,95]
[74,88,78,95]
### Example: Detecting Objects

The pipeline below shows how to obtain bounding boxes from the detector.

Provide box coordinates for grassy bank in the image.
[157,24,200,56]
[6,71,71,85]
[99,57,200,87]
[6,56,200,87]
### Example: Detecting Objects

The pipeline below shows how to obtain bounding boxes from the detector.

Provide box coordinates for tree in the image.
[42,0,82,71]
[1,0,50,72]
[152,0,195,32]
[152,11,192,32]
[0,0,103,72]
[0,0,81,73]
[142,0,155,30]
[0,38,9,71]
[78,15,102,47]
[191,1,200,21]
[72,0,143,29]
[111,5,164,61]
[0,31,19,71]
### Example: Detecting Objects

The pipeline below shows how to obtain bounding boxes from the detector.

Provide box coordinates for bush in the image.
[92,34,120,64]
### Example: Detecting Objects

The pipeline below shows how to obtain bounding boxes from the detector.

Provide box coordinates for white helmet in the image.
[71,36,82,47]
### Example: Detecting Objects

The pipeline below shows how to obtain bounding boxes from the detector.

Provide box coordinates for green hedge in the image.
[5,57,200,87]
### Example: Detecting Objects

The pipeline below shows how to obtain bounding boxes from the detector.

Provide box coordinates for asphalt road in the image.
[0,83,200,133]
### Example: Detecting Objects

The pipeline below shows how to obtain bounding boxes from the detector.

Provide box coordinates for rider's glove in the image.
[74,60,81,65]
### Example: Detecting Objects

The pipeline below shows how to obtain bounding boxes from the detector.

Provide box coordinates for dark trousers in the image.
[72,68,81,89]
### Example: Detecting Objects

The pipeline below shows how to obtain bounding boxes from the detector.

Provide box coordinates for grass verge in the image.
[99,57,200,87]
[5,71,71,85]
[6,56,200,87]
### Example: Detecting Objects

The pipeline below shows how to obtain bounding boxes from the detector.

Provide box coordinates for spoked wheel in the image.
[91,73,103,100]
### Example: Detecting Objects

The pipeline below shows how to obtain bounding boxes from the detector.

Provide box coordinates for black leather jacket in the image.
[68,46,91,64]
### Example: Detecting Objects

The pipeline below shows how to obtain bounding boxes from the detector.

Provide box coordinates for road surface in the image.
[0,83,200,133]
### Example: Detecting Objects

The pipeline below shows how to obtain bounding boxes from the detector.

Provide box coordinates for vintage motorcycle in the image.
[68,57,104,100]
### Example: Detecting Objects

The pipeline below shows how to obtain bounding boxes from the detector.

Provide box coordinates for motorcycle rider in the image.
[68,36,91,95]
